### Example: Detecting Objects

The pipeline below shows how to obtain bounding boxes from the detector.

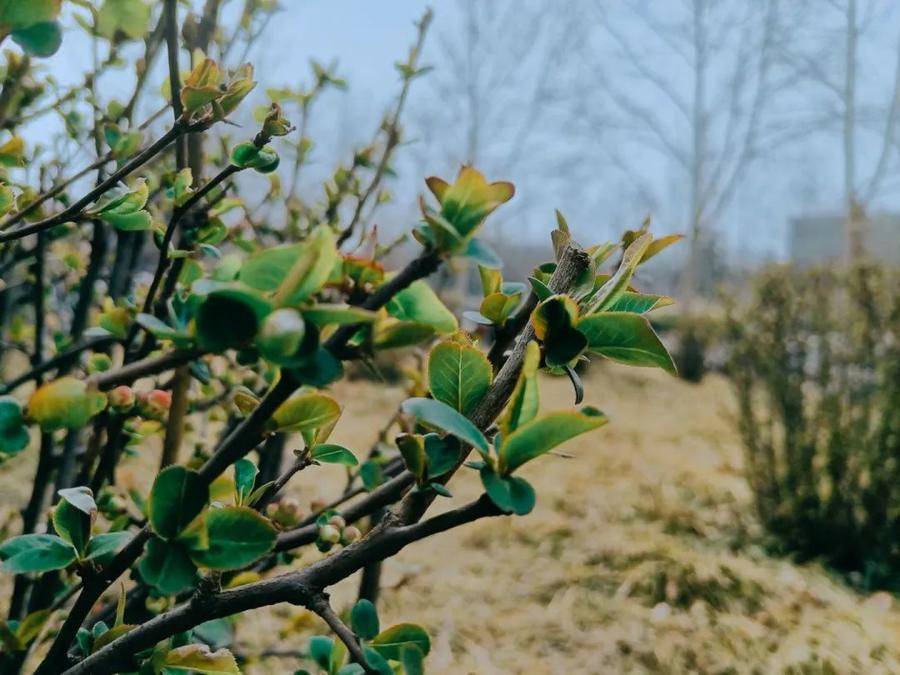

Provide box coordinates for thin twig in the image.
[309,594,376,673]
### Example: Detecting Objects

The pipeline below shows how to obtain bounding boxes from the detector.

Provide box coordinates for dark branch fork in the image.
[0,121,202,245]
[33,246,445,674]
[63,243,590,675]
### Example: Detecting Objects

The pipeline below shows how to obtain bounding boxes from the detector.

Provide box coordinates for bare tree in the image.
[776,0,900,260]
[576,0,799,298]
[407,0,583,235]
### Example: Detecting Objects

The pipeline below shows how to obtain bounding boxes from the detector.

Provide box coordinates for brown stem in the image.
[65,497,502,675]
[0,124,188,244]
[89,349,204,390]
[160,365,190,468]
[309,594,376,674]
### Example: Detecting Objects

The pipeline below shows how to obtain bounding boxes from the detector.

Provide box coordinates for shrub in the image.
[0,4,681,674]
[725,264,900,589]
[675,317,709,383]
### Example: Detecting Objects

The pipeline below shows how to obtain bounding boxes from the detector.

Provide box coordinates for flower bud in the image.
[262,103,293,138]
[256,308,305,364]
[318,524,341,544]
[328,514,346,530]
[108,385,135,412]
[341,526,361,545]
[139,389,172,418]
[309,498,327,513]
[266,497,303,528]
[87,353,113,374]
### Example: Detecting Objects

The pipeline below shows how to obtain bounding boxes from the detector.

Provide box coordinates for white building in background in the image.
[790,214,900,266]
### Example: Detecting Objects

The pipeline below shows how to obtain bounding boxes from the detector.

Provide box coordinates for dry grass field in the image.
[2,363,899,673]
[247,365,900,674]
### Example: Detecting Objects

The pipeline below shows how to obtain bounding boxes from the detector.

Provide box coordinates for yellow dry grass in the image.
[240,365,900,674]
[2,363,899,674]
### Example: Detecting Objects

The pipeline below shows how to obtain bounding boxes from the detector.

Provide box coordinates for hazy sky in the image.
[23,1,900,267]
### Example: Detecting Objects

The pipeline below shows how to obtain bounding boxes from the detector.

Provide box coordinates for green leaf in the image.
[577,312,677,374]
[0,182,15,217]
[187,507,277,570]
[311,444,358,466]
[606,291,674,314]
[373,320,435,351]
[427,339,492,415]
[498,408,607,475]
[400,398,489,455]
[371,623,431,661]
[233,459,258,505]
[148,466,209,540]
[102,208,152,232]
[230,142,280,173]
[0,534,76,574]
[0,423,28,455]
[396,434,426,482]
[195,286,272,352]
[135,313,184,341]
[57,486,97,515]
[0,135,23,168]
[337,666,365,675]
[478,266,503,296]
[268,392,340,434]
[26,377,107,431]
[15,608,51,646]
[400,644,425,675]
[162,644,240,674]
[639,233,683,264]
[0,0,60,28]
[84,531,131,562]
[309,635,333,670]
[139,538,198,595]
[424,434,459,479]
[351,599,380,641]
[463,237,502,268]
[238,243,302,292]
[359,460,384,491]
[303,305,377,327]
[330,636,348,674]
[363,647,393,675]
[11,21,61,56]
[584,233,652,313]
[508,475,536,515]
[273,225,338,306]
[289,348,344,388]
[52,498,93,557]
[498,341,540,437]
[91,624,134,653]
[527,276,553,301]
[193,618,234,650]
[0,396,29,455]
[427,167,514,239]
[480,466,514,513]
[88,180,152,232]
[170,167,194,206]
[386,280,457,334]
[96,0,150,40]
[479,292,521,325]
[531,295,587,367]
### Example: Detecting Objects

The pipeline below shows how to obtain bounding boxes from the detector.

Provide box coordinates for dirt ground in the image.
[2,363,899,673]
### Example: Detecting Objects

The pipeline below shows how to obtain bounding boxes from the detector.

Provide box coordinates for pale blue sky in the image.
[19,1,900,266]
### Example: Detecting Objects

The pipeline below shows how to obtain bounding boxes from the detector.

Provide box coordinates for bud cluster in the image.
[265,496,303,529]
[315,512,361,552]
[107,386,172,420]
